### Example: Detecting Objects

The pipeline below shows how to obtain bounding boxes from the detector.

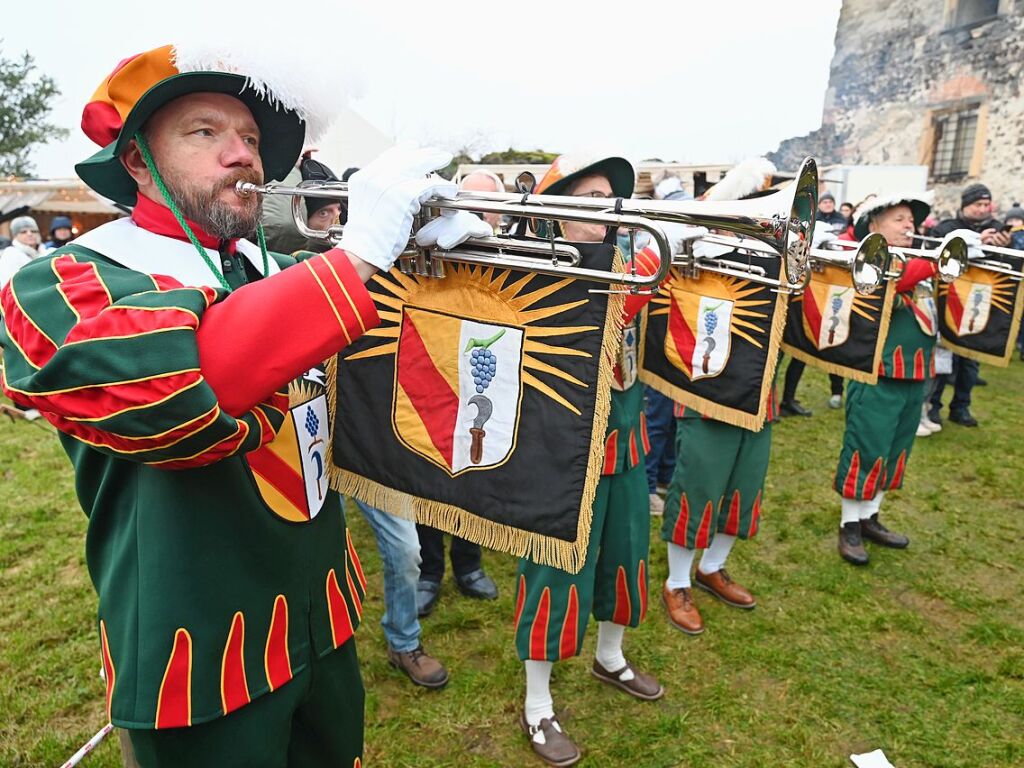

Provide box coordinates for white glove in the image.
[812,227,839,249]
[646,223,709,259]
[948,228,985,260]
[415,210,493,250]
[337,144,456,271]
[654,176,684,200]
[693,237,734,261]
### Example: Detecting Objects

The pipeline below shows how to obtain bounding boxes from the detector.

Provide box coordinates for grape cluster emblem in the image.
[969,288,984,332]
[701,303,723,374]
[827,288,850,344]
[464,329,506,465]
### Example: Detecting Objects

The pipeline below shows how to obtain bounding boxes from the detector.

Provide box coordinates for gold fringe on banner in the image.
[327,262,626,574]
[638,276,789,433]
[940,279,1024,367]
[782,279,896,384]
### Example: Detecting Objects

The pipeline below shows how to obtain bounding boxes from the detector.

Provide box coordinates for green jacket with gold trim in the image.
[1,218,378,729]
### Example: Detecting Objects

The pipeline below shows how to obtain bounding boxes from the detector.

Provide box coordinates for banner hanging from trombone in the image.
[782,264,895,383]
[330,244,623,574]
[936,256,1024,366]
[639,251,788,431]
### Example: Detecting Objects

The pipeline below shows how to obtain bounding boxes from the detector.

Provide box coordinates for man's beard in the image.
[163,168,263,240]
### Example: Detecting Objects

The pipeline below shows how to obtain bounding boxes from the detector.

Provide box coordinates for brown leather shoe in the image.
[519,711,581,767]
[838,522,869,565]
[662,584,704,635]
[695,568,756,609]
[387,646,449,689]
[591,658,664,701]
[861,514,909,549]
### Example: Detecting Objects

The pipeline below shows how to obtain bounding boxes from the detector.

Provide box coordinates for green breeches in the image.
[513,462,651,662]
[835,378,924,500]
[661,418,772,549]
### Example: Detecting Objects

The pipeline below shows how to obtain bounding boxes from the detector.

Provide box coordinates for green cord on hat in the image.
[134,132,270,291]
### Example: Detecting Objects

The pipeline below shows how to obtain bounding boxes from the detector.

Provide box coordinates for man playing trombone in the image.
[0,43,487,766]
[834,193,938,566]
[512,155,664,768]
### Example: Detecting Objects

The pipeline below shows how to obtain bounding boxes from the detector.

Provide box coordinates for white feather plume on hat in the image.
[851,191,934,238]
[704,158,777,202]
[851,191,934,223]
[172,42,352,142]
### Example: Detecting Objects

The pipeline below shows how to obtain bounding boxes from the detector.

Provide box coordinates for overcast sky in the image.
[24,0,842,178]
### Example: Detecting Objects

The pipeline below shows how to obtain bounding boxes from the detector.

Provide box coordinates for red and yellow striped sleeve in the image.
[1,249,288,468]
[196,248,379,416]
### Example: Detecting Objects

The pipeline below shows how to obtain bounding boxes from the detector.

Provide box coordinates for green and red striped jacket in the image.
[1,218,378,729]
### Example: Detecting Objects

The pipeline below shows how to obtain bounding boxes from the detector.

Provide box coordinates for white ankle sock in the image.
[594,621,632,680]
[698,534,737,575]
[666,542,696,590]
[861,491,885,519]
[841,499,865,525]
[524,660,554,726]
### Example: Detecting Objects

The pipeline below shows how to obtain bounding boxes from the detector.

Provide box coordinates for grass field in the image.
[2,362,1023,767]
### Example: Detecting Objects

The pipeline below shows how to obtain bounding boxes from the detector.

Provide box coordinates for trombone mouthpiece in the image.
[235,181,260,196]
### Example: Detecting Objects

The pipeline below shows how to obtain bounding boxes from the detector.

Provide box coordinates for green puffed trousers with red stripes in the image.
[834,377,925,500]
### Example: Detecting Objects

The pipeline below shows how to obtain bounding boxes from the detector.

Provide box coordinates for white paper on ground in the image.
[850,749,896,768]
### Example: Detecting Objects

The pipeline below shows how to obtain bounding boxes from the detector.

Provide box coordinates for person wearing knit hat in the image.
[0,43,489,766]
[513,154,664,768]
[833,192,937,566]
[43,215,74,252]
[817,190,848,230]
[926,180,1008,427]
[1004,203,1024,250]
[0,216,43,289]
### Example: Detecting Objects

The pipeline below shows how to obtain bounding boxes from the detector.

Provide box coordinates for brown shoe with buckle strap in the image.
[662,584,704,635]
[387,646,449,689]
[519,711,581,767]
[591,659,664,701]
[694,568,756,609]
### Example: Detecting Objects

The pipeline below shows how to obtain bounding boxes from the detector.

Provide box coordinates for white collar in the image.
[71,218,280,288]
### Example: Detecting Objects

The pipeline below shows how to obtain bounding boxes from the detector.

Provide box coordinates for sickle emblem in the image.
[468,395,493,465]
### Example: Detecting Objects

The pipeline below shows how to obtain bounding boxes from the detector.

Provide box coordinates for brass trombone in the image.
[687,232,890,294]
[235,157,819,292]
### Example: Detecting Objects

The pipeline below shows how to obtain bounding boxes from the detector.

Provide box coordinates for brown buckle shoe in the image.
[662,584,704,635]
[519,711,581,767]
[591,658,665,701]
[387,646,449,689]
[838,522,869,565]
[695,568,756,609]
[861,514,909,549]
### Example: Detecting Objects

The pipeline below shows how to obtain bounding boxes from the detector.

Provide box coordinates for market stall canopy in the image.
[0,179,123,218]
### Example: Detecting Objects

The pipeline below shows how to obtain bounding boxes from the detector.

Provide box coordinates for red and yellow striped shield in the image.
[393,306,524,476]
[247,369,331,523]
[801,272,854,350]
[663,277,735,381]
[944,270,994,337]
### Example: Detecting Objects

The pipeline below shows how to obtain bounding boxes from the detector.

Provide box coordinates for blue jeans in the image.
[353,500,422,653]
[644,387,677,493]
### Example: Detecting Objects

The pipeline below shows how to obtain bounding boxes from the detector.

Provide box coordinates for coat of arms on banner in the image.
[802,282,854,349]
[782,263,894,384]
[332,251,623,573]
[663,288,737,380]
[393,307,524,475]
[945,278,992,336]
[659,273,761,381]
[936,261,1024,365]
[640,256,788,431]
[247,366,331,523]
